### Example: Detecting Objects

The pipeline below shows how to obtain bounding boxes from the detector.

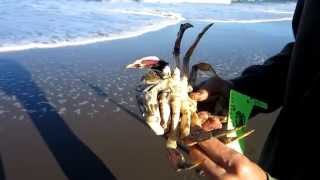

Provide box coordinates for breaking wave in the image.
[0,0,296,52]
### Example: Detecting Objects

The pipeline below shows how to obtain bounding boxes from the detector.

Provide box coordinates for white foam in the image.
[59,107,67,114]
[198,17,292,24]
[0,110,8,115]
[0,5,183,53]
[19,115,24,121]
[58,99,67,104]
[13,102,22,108]
[143,0,232,4]
[74,109,81,115]
[260,9,294,15]
[113,107,121,112]
[79,101,89,106]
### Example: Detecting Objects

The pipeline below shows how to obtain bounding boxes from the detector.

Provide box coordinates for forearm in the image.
[231,42,294,113]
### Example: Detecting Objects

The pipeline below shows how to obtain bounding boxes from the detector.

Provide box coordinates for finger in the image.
[202,116,223,132]
[198,138,240,171]
[197,111,224,131]
[198,111,209,123]
[189,89,209,101]
[197,95,221,113]
[166,148,184,171]
[189,147,226,179]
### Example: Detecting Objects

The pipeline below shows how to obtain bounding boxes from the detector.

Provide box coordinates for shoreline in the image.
[0,19,295,54]
[1,1,296,54]
[0,16,184,53]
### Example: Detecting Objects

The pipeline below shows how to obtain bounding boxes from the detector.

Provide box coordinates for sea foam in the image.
[0,0,295,53]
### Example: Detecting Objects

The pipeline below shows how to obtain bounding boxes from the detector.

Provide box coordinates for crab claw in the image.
[127,56,171,77]
[126,56,161,69]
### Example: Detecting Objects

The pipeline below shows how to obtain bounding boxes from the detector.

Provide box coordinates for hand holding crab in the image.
[127,23,254,172]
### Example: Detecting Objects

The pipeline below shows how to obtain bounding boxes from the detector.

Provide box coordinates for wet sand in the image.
[0,21,291,180]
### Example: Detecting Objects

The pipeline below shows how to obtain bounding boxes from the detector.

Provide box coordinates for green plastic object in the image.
[227,89,268,153]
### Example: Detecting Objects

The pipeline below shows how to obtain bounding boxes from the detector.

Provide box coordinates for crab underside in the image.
[127,23,253,172]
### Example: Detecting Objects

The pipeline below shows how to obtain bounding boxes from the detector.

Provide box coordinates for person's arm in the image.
[231,42,294,113]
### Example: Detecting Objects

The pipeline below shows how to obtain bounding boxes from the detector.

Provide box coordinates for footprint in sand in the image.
[79,101,89,106]
[19,115,24,121]
[58,107,67,114]
[0,110,9,115]
[74,109,81,115]
[113,107,121,113]
[58,99,67,104]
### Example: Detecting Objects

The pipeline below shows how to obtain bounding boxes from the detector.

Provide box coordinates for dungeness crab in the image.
[126,23,253,171]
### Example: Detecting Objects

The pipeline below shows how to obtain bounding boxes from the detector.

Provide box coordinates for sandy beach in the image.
[0,21,291,180]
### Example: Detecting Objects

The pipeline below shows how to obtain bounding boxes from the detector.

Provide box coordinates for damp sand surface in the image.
[0,22,291,180]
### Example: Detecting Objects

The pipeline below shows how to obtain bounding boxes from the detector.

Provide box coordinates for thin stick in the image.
[225,129,255,145]
[211,125,246,139]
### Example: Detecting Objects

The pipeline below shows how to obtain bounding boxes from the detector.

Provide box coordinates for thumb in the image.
[190,89,209,101]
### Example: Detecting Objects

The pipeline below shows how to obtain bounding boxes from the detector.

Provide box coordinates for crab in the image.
[126,23,253,172]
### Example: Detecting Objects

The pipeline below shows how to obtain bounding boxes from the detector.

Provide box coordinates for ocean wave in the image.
[260,9,294,15]
[143,0,232,4]
[0,15,183,53]
[197,17,292,24]
[110,8,183,19]
[0,0,295,53]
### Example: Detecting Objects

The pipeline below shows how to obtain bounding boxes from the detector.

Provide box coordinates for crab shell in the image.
[135,67,201,149]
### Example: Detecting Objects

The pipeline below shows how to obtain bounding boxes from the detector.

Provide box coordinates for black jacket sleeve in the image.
[229,0,304,114]
[231,42,294,113]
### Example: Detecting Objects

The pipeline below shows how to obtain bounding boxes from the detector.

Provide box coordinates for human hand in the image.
[190,76,232,116]
[189,138,267,180]
[188,79,266,180]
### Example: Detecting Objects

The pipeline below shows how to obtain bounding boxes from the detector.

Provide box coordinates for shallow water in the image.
[0,0,295,52]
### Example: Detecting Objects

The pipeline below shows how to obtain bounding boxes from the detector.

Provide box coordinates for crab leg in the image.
[173,23,193,68]
[166,68,182,149]
[191,111,202,127]
[183,23,214,77]
[159,92,171,132]
[144,80,169,135]
[180,102,191,138]
[166,96,181,149]
[189,62,218,86]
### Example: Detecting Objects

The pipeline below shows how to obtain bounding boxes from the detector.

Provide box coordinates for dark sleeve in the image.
[267,173,278,180]
[230,42,294,113]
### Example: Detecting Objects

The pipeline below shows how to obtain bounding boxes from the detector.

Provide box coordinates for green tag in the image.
[227,90,268,153]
